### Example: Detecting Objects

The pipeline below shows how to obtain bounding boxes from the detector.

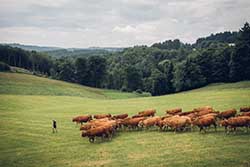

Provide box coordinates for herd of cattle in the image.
[72,106,250,143]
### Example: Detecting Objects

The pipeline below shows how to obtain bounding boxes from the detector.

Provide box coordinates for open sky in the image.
[0,0,250,48]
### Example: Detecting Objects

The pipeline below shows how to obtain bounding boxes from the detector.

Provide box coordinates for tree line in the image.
[0,22,249,96]
[0,46,52,74]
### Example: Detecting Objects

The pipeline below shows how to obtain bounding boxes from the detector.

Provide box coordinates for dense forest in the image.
[1,23,250,96]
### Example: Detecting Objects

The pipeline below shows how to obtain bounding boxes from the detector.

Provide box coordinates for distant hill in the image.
[44,48,123,58]
[1,43,61,52]
[1,43,124,58]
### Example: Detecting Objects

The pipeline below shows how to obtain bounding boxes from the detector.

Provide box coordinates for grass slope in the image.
[0,72,149,99]
[0,72,250,167]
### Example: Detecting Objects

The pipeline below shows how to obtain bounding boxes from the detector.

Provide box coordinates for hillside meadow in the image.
[0,72,250,167]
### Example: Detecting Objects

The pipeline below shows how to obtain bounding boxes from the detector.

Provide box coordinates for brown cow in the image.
[94,114,111,119]
[112,113,128,120]
[122,117,145,129]
[138,109,156,117]
[89,117,109,122]
[163,115,191,132]
[80,118,115,131]
[220,116,250,133]
[185,112,198,121]
[166,108,182,115]
[138,116,161,129]
[192,116,217,132]
[161,115,172,120]
[240,107,250,112]
[82,124,113,142]
[196,109,213,117]
[179,111,196,116]
[239,112,250,117]
[193,106,213,112]
[80,123,92,131]
[218,109,237,119]
[198,113,218,119]
[132,114,144,118]
[92,119,118,129]
[72,115,92,124]
[156,119,165,130]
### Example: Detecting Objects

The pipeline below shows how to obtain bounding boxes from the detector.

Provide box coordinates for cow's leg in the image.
[232,127,236,134]
[101,133,106,141]
[108,132,112,140]
[214,123,217,132]
[89,137,94,143]
[162,125,166,131]
[174,127,177,134]
[203,127,206,133]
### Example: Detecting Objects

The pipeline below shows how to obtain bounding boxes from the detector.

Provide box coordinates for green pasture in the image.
[0,72,250,167]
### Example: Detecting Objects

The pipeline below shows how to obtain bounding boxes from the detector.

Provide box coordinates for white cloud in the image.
[112,25,137,33]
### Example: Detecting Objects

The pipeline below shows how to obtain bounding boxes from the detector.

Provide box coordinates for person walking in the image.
[52,119,57,133]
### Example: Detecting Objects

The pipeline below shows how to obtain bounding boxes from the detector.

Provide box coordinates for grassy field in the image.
[0,72,150,99]
[0,72,250,167]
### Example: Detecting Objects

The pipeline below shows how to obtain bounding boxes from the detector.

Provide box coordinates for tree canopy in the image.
[1,22,249,96]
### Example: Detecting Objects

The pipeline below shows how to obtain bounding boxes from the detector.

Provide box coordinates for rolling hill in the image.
[0,72,150,99]
[0,72,250,167]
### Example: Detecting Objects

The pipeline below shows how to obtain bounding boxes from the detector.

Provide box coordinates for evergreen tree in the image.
[229,22,250,81]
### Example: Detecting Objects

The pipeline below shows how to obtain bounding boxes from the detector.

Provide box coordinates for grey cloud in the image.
[0,0,249,47]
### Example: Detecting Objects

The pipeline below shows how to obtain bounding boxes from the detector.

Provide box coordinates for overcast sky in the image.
[0,0,249,48]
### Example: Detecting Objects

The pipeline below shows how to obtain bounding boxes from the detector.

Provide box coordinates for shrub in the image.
[120,86,128,92]
[0,62,10,71]
[135,89,143,94]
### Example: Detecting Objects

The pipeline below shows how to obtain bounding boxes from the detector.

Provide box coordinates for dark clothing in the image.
[52,120,57,133]
[53,120,57,129]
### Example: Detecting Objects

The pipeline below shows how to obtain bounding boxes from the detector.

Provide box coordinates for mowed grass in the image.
[0,73,250,167]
